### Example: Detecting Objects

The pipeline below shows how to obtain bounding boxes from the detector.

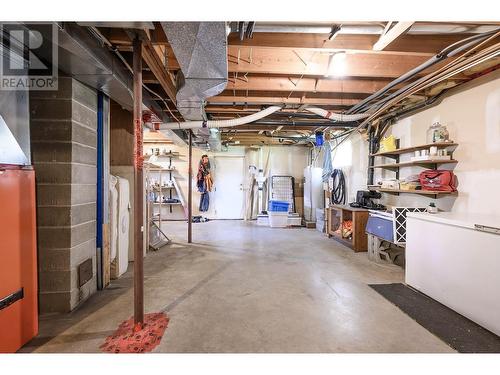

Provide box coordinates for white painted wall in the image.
[334,72,500,215]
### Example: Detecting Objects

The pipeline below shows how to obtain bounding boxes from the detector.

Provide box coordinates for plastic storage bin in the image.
[257,214,269,226]
[268,211,289,228]
[269,200,290,212]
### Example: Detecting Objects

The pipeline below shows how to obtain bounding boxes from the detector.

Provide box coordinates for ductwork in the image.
[160,105,282,130]
[161,22,228,121]
[305,107,370,122]
[231,23,500,35]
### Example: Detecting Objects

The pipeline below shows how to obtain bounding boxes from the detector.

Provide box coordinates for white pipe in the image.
[305,107,370,122]
[159,106,282,130]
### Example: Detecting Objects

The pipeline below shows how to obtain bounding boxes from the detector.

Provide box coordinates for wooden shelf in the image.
[144,153,183,158]
[151,202,182,205]
[326,206,369,252]
[143,140,173,144]
[331,233,353,247]
[368,186,457,196]
[370,159,458,170]
[147,168,176,172]
[371,142,458,157]
[152,186,175,191]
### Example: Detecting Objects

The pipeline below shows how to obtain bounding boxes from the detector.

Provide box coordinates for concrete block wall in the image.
[30,76,98,313]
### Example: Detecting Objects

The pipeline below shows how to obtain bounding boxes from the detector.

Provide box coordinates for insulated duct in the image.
[161,22,228,121]
[160,106,282,130]
[305,107,370,121]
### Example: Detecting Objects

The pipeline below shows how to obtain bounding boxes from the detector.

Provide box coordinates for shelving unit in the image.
[144,143,187,250]
[326,205,369,252]
[369,141,459,198]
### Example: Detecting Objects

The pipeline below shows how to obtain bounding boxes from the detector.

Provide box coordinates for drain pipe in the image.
[159,106,282,130]
[347,29,499,114]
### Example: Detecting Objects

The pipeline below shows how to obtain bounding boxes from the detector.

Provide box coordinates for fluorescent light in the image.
[325,52,347,77]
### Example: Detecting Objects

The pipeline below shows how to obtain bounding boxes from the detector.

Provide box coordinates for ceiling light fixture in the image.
[325,52,347,78]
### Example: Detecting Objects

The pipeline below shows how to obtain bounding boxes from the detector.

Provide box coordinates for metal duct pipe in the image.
[245,23,500,35]
[161,22,228,121]
[347,29,499,114]
[160,106,281,130]
[305,107,370,121]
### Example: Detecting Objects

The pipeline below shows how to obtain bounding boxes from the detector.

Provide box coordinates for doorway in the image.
[213,156,245,219]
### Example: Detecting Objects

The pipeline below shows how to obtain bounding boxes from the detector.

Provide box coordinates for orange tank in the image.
[0,166,38,353]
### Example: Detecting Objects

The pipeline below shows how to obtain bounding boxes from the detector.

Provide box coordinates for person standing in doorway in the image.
[197,155,212,211]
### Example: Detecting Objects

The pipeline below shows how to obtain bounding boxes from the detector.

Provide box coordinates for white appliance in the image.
[303,166,323,222]
[112,176,130,279]
[406,212,500,336]
[109,175,118,263]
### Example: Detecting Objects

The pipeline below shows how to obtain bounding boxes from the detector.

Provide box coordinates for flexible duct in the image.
[305,107,370,121]
[159,106,282,130]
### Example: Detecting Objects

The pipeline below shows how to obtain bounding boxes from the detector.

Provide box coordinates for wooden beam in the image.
[226,75,391,94]
[228,32,475,55]
[227,47,429,78]
[141,38,177,103]
[373,22,415,51]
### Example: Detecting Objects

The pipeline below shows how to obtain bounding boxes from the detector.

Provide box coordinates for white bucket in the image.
[269,211,289,228]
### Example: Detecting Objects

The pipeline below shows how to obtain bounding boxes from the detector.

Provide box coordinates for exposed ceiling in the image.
[89,21,500,147]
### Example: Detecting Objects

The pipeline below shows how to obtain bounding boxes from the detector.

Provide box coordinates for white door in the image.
[213,156,245,219]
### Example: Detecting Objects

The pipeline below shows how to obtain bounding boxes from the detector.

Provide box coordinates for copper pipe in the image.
[133,37,144,327]
[188,130,193,243]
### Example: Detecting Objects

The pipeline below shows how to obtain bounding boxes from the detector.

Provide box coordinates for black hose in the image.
[331,169,346,205]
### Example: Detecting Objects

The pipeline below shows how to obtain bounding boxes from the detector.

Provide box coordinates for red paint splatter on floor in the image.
[100,312,169,353]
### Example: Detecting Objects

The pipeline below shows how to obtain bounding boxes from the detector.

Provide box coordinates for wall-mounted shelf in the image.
[143,140,173,144]
[151,202,182,205]
[148,167,176,172]
[152,186,175,191]
[144,152,183,158]
[371,142,458,157]
[368,186,457,197]
[369,141,459,198]
[370,159,458,171]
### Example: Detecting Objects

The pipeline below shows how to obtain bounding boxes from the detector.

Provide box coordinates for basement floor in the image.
[21,221,454,353]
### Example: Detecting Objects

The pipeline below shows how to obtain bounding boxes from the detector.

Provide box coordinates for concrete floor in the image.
[21,220,455,353]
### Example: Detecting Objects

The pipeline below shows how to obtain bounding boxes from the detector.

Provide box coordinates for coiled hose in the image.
[331,169,346,205]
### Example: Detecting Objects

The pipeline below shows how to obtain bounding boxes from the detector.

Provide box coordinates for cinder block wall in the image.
[30,76,98,313]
